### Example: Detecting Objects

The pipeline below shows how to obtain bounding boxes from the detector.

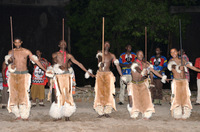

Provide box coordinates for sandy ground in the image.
[0,101,200,132]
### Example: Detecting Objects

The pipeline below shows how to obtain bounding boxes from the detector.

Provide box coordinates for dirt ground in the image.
[0,100,200,132]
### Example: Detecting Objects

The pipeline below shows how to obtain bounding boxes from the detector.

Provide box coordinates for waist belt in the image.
[55,71,70,75]
[132,80,145,84]
[14,70,29,74]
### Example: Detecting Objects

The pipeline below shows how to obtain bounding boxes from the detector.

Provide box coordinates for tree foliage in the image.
[67,0,193,57]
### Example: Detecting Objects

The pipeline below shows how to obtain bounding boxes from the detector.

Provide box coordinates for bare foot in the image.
[143,117,149,120]
[53,118,62,121]
[104,114,111,118]
[97,115,104,118]
[39,102,45,107]
[22,118,29,121]
[15,117,21,120]
[65,117,70,121]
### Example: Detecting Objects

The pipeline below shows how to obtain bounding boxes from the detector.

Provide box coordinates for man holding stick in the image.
[46,40,94,121]
[127,50,168,119]
[5,37,46,120]
[94,41,124,118]
[168,48,200,119]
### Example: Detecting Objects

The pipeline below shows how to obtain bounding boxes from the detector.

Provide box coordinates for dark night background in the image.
[0,0,200,89]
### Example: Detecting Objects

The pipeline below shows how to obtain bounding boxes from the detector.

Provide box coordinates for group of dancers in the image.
[3,37,200,121]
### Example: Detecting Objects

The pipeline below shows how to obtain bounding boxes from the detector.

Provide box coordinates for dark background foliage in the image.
[0,0,200,88]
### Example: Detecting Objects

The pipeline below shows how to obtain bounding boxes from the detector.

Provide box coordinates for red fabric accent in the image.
[32,58,49,85]
[3,66,8,87]
[159,58,164,66]
[121,54,126,63]
[150,57,155,65]
[195,58,200,79]
[121,54,136,63]
[59,50,66,63]
[136,59,143,70]
[150,57,164,66]
[53,84,56,89]
[131,54,136,62]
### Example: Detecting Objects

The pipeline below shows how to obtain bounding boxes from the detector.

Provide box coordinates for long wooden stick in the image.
[10,16,14,63]
[179,19,183,66]
[102,17,105,63]
[62,18,65,63]
[68,27,71,53]
[145,27,147,61]
[62,18,64,41]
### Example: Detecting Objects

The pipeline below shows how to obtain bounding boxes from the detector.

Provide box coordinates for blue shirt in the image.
[150,55,167,78]
[119,52,136,75]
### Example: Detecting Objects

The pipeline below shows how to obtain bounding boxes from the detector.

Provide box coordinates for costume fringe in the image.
[167,61,177,71]
[49,102,62,119]
[19,102,31,119]
[5,54,12,65]
[182,106,191,119]
[61,102,76,117]
[8,64,16,73]
[30,55,38,64]
[161,75,167,83]
[104,105,113,114]
[143,111,153,119]
[173,106,182,119]
[131,63,138,72]
[10,105,20,118]
[94,105,104,116]
[96,52,102,59]
[85,69,93,79]
[114,59,119,65]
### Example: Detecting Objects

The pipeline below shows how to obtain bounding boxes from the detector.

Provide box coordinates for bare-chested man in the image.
[46,40,94,121]
[127,50,168,119]
[5,37,46,120]
[94,41,124,118]
[168,48,200,120]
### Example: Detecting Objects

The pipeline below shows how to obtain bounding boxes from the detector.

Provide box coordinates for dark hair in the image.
[170,48,178,51]
[136,50,143,55]
[178,49,185,52]
[14,37,22,41]
[155,47,161,50]
[126,44,132,48]
[59,40,67,45]
[105,41,110,44]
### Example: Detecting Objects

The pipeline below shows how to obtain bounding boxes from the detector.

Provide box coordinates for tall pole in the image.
[62,18,65,41]
[179,19,183,66]
[145,27,147,61]
[68,27,71,53]
[102,17,105,63]
[62,18,65,64]
[10,16,14,63]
